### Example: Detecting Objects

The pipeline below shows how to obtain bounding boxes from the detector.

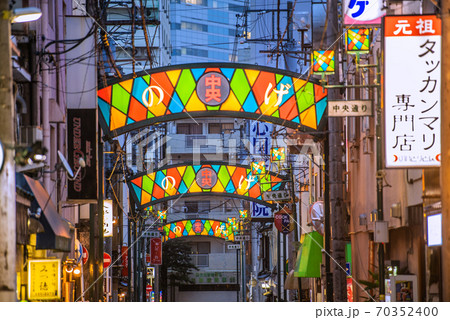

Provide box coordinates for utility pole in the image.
[0,1,17,302]
[326,0,347,301]
[289,165,302,300]
[376,55,385,302]
[441,0,450,302]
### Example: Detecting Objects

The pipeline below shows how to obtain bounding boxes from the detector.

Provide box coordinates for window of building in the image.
[208,123,234,134]
[177,123,203,134]
[171,22,181,30]
[181,47,209,58]
[190,242,210,267]
[208,10,229,24]
[184,201,210,213]
[229,4,246,12]
[185,0,208,5]
[191,242,210,254]
[208,35,229,50]
[181,21,208,32]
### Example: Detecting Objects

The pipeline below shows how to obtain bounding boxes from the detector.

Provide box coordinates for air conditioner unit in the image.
[20,126,43,145]
[362,136,373,154]
[390,202,402,219]
[349,144,359,163]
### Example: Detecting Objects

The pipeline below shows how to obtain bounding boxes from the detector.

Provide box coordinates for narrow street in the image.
[1,1,449,316]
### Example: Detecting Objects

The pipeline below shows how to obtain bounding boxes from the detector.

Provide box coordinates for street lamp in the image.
[10,7,42,23]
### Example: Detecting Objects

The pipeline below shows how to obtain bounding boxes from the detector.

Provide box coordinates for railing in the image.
[190,254,209,267]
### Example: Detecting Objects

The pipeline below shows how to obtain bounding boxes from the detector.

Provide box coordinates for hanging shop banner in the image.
[28,259,61,301]
[343,0,385,25]
[103,199,113,237]
[274,206,294,234]
[67,108,97,200]
[150,237,162,265]
[121,246,128,277]
[384,15,441,168]
[328,100,373,117]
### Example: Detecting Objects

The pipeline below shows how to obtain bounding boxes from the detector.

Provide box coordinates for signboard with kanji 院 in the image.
[28,259,61,301]
[384,15,441,168]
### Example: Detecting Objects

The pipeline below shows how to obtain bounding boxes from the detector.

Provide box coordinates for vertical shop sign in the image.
[67,108,97,200]
[121,246,128,277]
[343,0,385,25]
[28,259,61,301]
[384,15,441,168]
[250,121,273,219]
[150,237,162,265]
[103,199,113,237]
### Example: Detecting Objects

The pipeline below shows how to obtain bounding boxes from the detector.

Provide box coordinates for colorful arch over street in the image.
[97,63,328,139]
[128,162,286,209]
[160,219,234,242]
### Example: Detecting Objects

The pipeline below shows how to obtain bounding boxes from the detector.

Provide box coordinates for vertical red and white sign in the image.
[384,15,441,168]
[121,246,128,277]
[150,238,162,265]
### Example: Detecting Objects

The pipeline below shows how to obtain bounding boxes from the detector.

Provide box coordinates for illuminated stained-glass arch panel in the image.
[160,219,234,242]
[128,162,285,209]
[97,63,328,139]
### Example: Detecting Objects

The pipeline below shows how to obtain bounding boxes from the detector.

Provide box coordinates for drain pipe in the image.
[41,0,51,190]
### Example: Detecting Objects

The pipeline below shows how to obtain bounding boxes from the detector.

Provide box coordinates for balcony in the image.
[167,132,240,155]
[190,253,237,270]
[190,254,209,267]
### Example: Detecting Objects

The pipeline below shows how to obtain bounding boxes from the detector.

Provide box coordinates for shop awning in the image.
[294,231,323,278]
[23,175,72,252]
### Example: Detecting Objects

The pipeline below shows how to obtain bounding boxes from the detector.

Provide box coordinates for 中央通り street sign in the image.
[227,244,241,250]
[328,100,373,117]
[263,190,291,202]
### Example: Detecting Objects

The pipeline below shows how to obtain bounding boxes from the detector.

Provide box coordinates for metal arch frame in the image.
[127,161,289,210]
[98,62,323,89]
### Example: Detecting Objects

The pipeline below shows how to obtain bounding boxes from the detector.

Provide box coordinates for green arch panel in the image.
[128,162,286,209]
[160,219,234,242]
[97,63,328,139]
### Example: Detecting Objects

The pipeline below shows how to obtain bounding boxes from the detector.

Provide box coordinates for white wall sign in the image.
[384,15,441,168]
[328,100,373,117]
[103,199,113,237]
[251,202,272,219]
[427,213,442,247]
[343,0,385,25]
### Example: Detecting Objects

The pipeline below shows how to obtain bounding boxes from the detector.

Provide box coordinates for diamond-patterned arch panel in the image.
[128,163,285,209]
[160,219,235,242]
[97,64,327,138]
